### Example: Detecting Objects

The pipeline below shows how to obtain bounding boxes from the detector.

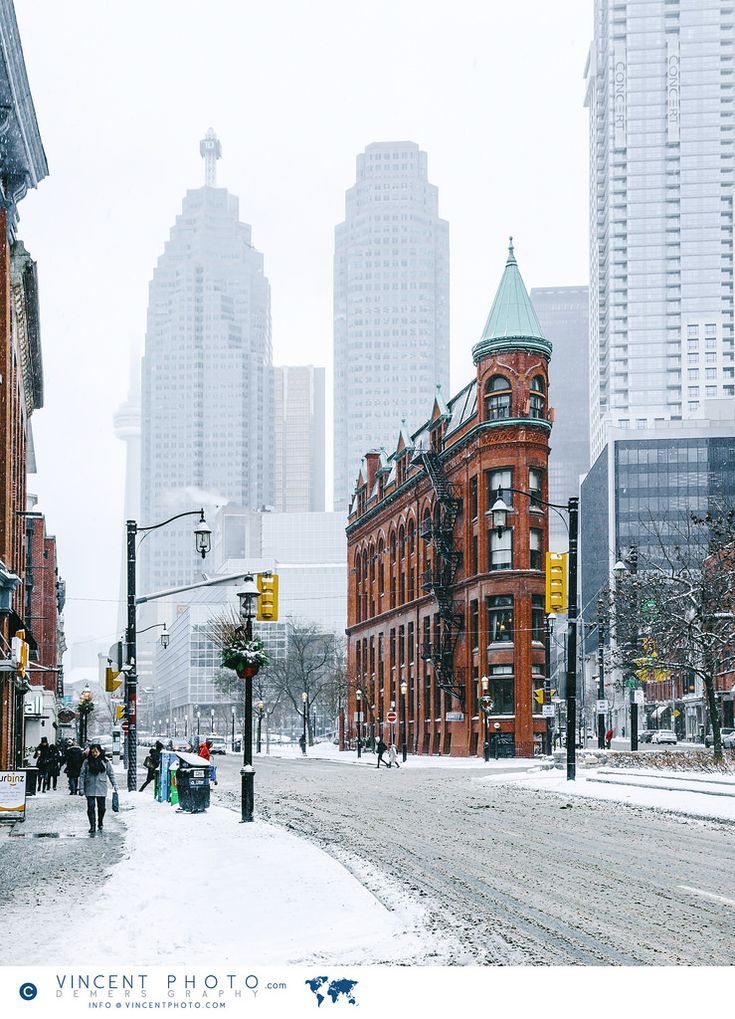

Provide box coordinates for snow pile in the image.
[482,767,735,823]
[604,749,735,773]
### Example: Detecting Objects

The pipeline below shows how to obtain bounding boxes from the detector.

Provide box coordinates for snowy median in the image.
[481,764,735,823]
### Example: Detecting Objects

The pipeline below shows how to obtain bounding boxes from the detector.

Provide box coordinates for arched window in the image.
[530,375,546,419]
[485,375,512,420]
[407,521,415,601]
[378,539,385,597]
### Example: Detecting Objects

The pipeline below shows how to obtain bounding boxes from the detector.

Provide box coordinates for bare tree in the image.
[267,623,341,745]
[605,510,735,761]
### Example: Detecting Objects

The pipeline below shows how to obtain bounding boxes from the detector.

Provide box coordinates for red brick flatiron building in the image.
[346,242,553,758]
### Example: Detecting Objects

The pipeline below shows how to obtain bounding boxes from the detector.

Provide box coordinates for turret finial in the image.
[507,236,516,264]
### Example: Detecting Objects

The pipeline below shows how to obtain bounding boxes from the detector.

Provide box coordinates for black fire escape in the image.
[413,449,465,707]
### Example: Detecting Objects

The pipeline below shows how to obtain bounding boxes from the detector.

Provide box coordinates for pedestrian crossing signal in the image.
[257,572,279,622]
[545,553,567,613]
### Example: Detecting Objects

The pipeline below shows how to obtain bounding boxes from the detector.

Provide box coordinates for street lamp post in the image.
[210,708,215,734]
[236,575,261,823]
[256,701,265,754]
[490,488,579,780]
[493,721,501,759]
[370,704,376,752]
[355,689,362,758]
[614,547,639,751]
[196,711,200,739]
[301,692,308,754]
[481,676,491,762]
[400,680,408,762]
[231,706,236,749]
[125,508,211,790]
[390,700,396,747]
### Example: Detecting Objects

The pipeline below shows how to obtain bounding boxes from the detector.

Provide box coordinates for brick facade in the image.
[347,245,553,758]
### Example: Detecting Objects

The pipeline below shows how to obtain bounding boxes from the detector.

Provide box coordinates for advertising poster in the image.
[1,1,734,1017]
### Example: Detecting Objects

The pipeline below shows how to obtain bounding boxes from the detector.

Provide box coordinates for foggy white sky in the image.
[13,0,589,665]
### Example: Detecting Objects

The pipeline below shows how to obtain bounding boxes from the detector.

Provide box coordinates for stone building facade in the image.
[346,244,553,758]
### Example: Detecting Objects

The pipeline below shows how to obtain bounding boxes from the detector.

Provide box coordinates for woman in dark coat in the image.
[34,736,51,792]
[64,741,84,795]
[79,743,118,834]
[45,742,61,791]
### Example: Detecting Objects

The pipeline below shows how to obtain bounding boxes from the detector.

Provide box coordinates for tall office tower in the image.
[333,141,449,512]
[273,365,325,512]
[530,287,590,551]
[141,130,272,594]
[586,1,735,460]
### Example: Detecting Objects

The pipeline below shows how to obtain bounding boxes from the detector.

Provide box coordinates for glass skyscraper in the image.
[586,0,735,459]
[140,131,272,594]
[333,141,449,512]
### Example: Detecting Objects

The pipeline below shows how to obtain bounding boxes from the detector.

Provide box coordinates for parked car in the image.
[639,730,656,743]
[207,735,227,755]
[651,729,677,744]
[705,727,735,748]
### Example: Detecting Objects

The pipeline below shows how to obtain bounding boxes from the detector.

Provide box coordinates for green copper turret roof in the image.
[472,239,552,363]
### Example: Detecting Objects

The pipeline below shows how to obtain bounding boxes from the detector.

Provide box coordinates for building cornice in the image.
[347,417,551,537]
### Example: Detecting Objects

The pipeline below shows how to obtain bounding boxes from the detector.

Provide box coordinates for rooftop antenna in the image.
[199,128,222,187]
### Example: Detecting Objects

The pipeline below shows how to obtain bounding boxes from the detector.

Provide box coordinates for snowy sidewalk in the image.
[267,740,542,770]
[482,766,735,822]
[7,788,439,967]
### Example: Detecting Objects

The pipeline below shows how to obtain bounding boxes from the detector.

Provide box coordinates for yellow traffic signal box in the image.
[257,572,279,622]
[545,552,568,614]
[105,667,123,693]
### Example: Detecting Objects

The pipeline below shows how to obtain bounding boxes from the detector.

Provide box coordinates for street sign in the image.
[542,705,555,717]
[353,711,363,722]
[672,708,680,718]
[121,721,129,734]
[634,690,645,706]
[596,699,608,713]
[445,711,465,721]
[386,710,398,724]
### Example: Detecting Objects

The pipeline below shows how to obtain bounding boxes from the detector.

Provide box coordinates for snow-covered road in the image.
[217,754,735,966]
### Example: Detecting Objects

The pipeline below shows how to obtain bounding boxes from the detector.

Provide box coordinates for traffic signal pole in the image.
[565,497,579,782]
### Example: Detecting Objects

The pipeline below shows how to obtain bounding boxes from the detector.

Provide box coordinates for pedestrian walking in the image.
[46,742,61,791]
[63,740,84,795]
[376,737,388,768]
[79,743,118,835]
[34,736,51,792]
[198,739,212,761]
[605,727,613,750]
[387,744,400,769]
[139,741,163,792]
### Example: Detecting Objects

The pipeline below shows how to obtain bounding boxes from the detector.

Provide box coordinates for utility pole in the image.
[566,497,579,781]
[630,545,639,752]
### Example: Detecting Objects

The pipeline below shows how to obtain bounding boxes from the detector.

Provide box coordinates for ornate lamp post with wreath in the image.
[77,685,94,746]
[210,575,265,822]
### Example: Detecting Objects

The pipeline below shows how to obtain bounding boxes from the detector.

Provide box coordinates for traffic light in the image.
[534,689,544,705]
[11,631,28,678]
[105,667,123,693]
[545,552,568,613]
[115,704,126,721]
[257,572,279,622]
